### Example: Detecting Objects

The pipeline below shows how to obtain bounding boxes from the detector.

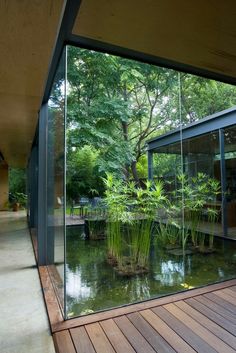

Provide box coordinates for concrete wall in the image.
[0,164,8,210]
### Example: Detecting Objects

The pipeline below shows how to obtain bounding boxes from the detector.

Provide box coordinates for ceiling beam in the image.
[42,0,82,104]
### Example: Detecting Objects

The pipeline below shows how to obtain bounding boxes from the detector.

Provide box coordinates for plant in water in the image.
[103,174,167,275]
[103,174,129,265]
[85,204,107,240]
[128,180,167,271]
[207,207,219,250]
[156,218,182,249]
[175,172,220,253]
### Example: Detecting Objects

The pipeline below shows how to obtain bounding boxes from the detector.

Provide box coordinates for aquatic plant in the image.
[103,174,167,274]
[85,203,107,240]
[156,219,182,248]
[176,172,220,253]
[103,174,129,264]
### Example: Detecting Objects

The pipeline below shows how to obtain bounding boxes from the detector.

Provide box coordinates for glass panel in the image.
[64,46,236,319]
[224,126,236,234]
[65,46,184,318]
[182,132,221,247]
[47,49,66,313]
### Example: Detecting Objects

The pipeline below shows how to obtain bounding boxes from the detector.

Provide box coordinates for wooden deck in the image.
[44,276,236,353]
[65,216,236,239]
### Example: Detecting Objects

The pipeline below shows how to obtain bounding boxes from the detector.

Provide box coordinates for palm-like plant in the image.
[103,174,167,274]
[175,173,220,252]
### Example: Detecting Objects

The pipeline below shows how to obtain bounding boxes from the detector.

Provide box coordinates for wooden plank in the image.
[53,330,76,353]
[70,326,96,353]
[128,312,176,353]
[30,227,38,261]
[140,309,195,353]
[47,264,64,310]
[206,292,236,315]
[223,288,236,299]
[85,322,115,353]
[53,279,236,332]
[194,295,236,323]
[213,290,236,307]
[230,286,236,292]
[164,303,235,353]
[205,292,236,314]
[38,266,64,329]
[114,316,155,353]
[153,306,216,353]
[176,300,236,350]
[100,319,135,353]
[186,297,236,335]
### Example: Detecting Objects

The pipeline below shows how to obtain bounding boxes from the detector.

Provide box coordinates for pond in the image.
[66,225,236,318]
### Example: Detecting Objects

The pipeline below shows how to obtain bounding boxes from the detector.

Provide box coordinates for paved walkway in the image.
[0,211,55,353]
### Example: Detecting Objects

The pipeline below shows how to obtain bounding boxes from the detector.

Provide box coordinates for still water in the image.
[66,226,236,318]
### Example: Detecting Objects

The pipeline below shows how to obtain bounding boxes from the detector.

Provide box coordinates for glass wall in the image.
[182,131,221,239]
[224,126,236,231]
[47,48,66,312]
[27,45,236,320]
[63,46,236,319]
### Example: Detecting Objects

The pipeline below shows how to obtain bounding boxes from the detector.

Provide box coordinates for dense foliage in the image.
[66,145,105,200]
[9,168,27,206]
[66,46,236,190]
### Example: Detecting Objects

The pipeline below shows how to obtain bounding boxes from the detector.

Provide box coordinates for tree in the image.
[9,168,26,195]
[67,47,178,183]
[66,145,105,200]
[66,46,236,184]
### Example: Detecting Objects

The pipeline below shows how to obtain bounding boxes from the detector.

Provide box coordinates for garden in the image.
[65,170,236,317]
[55,46,236,318]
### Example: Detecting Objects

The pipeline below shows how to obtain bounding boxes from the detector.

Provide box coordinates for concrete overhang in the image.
[0,0,64,167]
[72,0,236,84]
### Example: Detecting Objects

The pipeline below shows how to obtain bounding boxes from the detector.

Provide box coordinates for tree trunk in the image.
[131,160,140,185]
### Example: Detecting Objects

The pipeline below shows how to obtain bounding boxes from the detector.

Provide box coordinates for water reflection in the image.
[66,267,92,299]
[66,226,236,317]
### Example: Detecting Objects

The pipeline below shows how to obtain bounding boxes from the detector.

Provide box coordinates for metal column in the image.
[29,144,38,229]
[37,104,48,265]
[148,151,154,180]
[219,128,228,236]
[46,110,55,265]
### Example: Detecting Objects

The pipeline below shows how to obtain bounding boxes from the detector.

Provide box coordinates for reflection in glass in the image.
[65,227,236,317]
[64,45,236,319]
[47,48,66,312]
[224,126,236,228]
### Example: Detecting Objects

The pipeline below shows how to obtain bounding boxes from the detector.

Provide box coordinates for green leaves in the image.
[103,174,167,223]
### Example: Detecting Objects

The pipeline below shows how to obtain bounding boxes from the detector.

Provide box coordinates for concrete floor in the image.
[0,211,55,353]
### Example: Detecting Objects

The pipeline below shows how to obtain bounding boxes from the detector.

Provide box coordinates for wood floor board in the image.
[70,326,96,353]
[127,312,176,353]
[163,303,235,353]
[140,309,195,353]
[85,322,115,353]
[50,280,236,353]
[153,305,216,353]
[186,297,236,335]
[193,295,236,323]
[176,300,236,350]
[53,330,76,353]
[114,315,156,353]
[100,319,135,353]
[215,290,236,306]
[222,287,236,299]
[204,292,236,314]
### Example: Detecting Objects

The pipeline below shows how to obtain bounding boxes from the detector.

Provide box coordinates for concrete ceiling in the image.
[73,0,236,82]
[0,0,64,167]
